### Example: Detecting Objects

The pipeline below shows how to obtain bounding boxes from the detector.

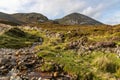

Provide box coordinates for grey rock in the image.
[0,58,9,64]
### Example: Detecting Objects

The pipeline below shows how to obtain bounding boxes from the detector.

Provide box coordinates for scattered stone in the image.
[95,41,116,48]
[0,58,9,65]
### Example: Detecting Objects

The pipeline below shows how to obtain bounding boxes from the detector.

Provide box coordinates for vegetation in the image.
[0,27,40,48]
[0,20,20,26]
[0,22,120,79]
[26,23,119,80]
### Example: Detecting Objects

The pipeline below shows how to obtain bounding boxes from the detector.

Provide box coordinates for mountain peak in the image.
[0,12,103,25]
[12,13,48,23]
[67,12,83,16]
[56,13,103,25]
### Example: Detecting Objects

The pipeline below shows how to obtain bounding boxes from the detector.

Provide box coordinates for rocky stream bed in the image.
[0,46,71,80]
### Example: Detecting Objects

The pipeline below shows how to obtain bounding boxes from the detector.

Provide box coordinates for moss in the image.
[0,27,40,49]
[5,27,26,37]
[40,62,55,72]
[115,68,120,78]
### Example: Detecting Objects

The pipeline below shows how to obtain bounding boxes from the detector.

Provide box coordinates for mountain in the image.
[55,13,103,25]
[12,13,48,23]
[0,12,23,25]
[0,12,103,25]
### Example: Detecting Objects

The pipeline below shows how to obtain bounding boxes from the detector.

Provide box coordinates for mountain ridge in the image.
[0,12,23,25]
[0,12,103,25]
[12,12,48,23]
[55,12,103,25]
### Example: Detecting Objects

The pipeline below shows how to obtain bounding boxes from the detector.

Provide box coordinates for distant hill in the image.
[0,12,23,25]
[55,13,103,25]
[12,13,48,23]
[0,12,103,25]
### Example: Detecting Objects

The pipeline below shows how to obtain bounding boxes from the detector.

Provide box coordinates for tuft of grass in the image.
[0,27,40,49]
[93,55,119,73]
[34,23,120,79]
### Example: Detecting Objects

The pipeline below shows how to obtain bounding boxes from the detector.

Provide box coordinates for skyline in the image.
[0,0,120,25]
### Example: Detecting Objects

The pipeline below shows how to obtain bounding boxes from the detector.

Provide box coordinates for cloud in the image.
[28,0,86,18]
[0,0,20,13]
[0,0,120,24]
[0,0,35,13]
[82,4,103,18]
[102,11,120,25]
[82,0,120,18]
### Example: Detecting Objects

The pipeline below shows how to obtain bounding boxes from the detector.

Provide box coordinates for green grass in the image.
[1,23,120,79]
[37,48,120,79]
[35,23,120,79]
[0,27,40,48]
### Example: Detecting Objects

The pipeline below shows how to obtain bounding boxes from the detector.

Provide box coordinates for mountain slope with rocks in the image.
[0,12,23,25]
[0,12,104,26]
[12,13,48,23]
[55,13,103,25]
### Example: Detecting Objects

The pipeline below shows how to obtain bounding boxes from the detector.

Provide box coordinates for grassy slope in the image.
[0,23,120,79]
[0,27,39,49]
[32,23,120,79]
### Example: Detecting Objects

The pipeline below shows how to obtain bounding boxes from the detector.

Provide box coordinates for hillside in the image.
[55,13,103,25]
[12,13,48,23]
[0,12,23,25]
[0,23,120,79]
[0,12,104,26]
[0,25,40,48]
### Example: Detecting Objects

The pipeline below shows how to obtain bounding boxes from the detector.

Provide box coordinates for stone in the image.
[38,77,42,80]
[10,76,22,80]
[0,69,9,75]
[0,58,9,64]
[95,41,116,48]
[15,50,21,56]
[53,72,59,77]
[0,77,10,80]
[0,66,5,69]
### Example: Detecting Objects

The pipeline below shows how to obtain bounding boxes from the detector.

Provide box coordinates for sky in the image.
[0,0,120,25]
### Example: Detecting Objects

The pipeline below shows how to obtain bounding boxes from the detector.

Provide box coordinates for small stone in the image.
[15,50,22,56]
[0,77,10,80]
[53,72,59,77]
[38,77,42,80]
[0,58,9,64]
[10,76,22,80]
